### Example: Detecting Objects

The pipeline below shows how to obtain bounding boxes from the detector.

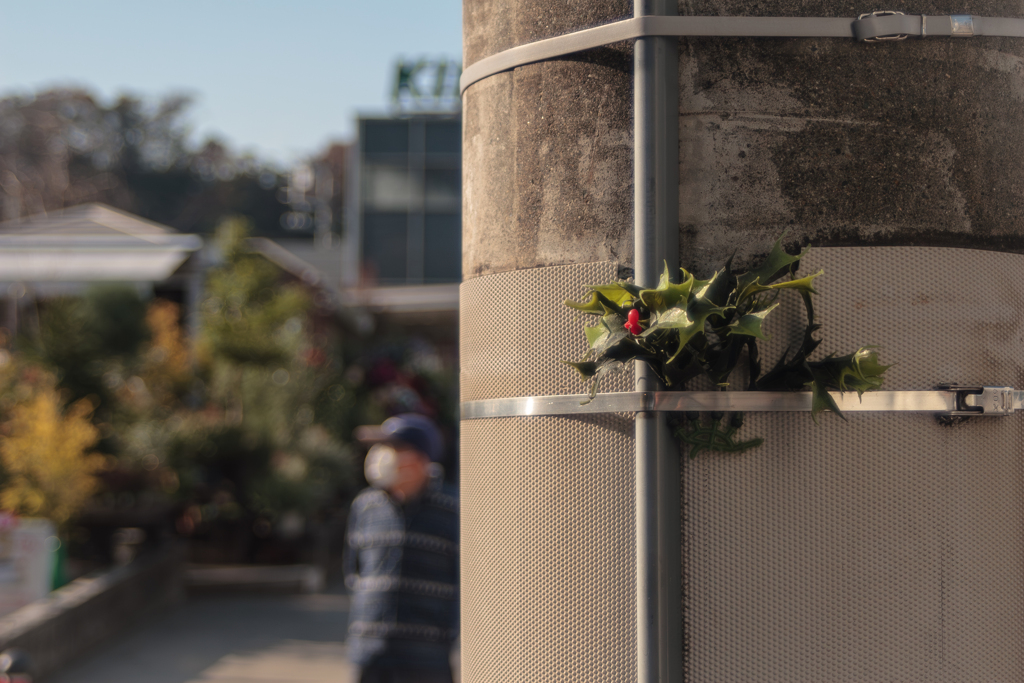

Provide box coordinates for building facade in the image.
[344,115,461,290]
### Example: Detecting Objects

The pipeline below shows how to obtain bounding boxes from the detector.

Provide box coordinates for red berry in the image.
[624,309,642,335]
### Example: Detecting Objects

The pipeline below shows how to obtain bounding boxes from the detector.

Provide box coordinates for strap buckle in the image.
[858,10,909,41]
[949,14,975,36]
[939,384,1017,416]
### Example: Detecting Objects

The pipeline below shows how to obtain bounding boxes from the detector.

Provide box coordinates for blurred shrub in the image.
[25,285,149,408]
[0,378,107,528]
[200,218,310,369]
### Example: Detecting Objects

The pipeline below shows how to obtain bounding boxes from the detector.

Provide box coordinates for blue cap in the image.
[381,413,444,462]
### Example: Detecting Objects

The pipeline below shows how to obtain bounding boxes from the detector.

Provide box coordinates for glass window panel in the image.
[424,169,461,212]
[363,164,418,211]
[363,212,408,283]
[363,120,409,155]
[425,121,461,154]
[424,214,461,283]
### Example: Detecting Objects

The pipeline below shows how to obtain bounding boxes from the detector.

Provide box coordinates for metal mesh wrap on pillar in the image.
[460,262,635,682]
[684,246,1024,682]
[461,248,1024,682]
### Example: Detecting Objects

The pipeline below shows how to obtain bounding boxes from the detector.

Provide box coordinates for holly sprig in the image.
[563,236,890,421]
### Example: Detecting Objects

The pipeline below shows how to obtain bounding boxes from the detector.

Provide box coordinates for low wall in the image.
[0,542,184,680]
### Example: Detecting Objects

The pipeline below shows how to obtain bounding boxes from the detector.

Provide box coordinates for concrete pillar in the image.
[462,1,634,278]
[461,1,1024,681]
[677,0,1024,270]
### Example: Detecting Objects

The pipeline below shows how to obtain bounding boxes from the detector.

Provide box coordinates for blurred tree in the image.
[25,285,149,407]
[0,88,289,234]
[84,285,151,357]
[0,382,107,529]
[139,299,192,408]
[200,217,310,370]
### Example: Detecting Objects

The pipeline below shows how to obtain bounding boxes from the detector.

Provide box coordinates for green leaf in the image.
[639,264,694,312]
[799,289,815,326]
[570,358,630,402]
[584,324,606,348]
[767,269,822,296]
[565,290,626,316]
[851,346,891,378]
[808,346,890,396]
[836,347,890,395]
[689,274,718,299]
[644,306,692,331]
[701,269,732,308]
[733,269,819,308]
[565,292,606,315]
[645,294,728,334]
[703,335,749,386]
[735,234,808,301]
[644,294,730,364]
[561,360,598,379]
[726,303,779,340]
[809,376,845,423]
[589,283,637,307]
[589,314,629,356]
[734,279,774,303]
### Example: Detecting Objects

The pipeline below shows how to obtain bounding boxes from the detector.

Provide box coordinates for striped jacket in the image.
[344,482,459,669]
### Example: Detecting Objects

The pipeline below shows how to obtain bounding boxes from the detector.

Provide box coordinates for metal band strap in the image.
[460,387,1024,420]
[460,14,1024,93]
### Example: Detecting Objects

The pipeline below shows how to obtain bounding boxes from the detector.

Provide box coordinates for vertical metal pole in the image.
[635,1,680,682]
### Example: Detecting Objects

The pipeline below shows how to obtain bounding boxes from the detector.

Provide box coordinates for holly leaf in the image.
[767,269,822,296]
[726,302,779,340]
[701,269,732,307]
[735,234,808,301]
[689,274,717,299]
[589,314,629,356]
[566,290,626,316]
[814,346,890,396]
[851,346,891,377]
[589,283,637,307]
[644,306,692,332]
[644,295,730,364]
[561,360,598,379]
[645,294,729,335]
[562,233,890,423]
[809,375,845,423]
[703,335,749,386]
[639,264,694,312]
[584,324,606,348]
[568,358,630,401]
[565,292,605,315]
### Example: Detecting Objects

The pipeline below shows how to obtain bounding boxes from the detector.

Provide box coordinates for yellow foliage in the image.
[0,388,106,527]
[145,299,191,381]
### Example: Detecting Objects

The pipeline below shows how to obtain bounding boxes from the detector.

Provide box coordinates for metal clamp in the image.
[940,384,1022,416]
[858,11,909,41]
[950,14,975,36]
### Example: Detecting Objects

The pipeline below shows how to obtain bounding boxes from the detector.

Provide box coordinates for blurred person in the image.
[344,414,458,683]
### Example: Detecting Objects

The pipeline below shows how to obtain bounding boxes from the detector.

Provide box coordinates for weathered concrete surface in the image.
[462,0,635,280]
[679,0,1024,270]
[464,0,1024,277]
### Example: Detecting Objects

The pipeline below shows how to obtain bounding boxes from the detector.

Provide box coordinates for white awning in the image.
[0,246,198,282]
[0,204,202,283]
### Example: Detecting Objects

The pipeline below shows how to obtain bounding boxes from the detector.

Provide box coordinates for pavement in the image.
[45,586,355,683]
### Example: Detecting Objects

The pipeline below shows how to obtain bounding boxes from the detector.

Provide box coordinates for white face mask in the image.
[364,443,399,489]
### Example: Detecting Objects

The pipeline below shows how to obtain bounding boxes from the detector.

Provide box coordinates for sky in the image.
[0,0,462,166]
